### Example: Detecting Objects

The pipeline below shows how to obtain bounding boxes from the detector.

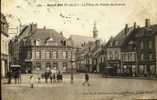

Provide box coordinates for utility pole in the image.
[70,60,74,84]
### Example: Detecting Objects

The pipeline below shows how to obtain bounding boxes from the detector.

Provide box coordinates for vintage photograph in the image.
[1,0,157,100]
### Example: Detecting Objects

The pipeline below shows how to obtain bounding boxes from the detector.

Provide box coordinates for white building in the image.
[1,13,9,77]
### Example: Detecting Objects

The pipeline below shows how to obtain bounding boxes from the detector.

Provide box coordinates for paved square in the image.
[2,73,157,100]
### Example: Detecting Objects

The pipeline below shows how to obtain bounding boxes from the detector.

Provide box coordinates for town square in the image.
[1,0,157,100]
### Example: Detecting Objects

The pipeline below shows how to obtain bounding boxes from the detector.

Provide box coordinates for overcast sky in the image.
[2,0,157,40]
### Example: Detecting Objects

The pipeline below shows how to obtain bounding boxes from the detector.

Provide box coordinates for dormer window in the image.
[46,37,58,46]
[34,40,40,46]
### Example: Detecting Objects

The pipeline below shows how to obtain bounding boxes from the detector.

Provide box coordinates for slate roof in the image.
[30,28,65,45]
[18,24,66,46]
[106,27,134,47]
[106,24,157,48]
[68,34,95,48]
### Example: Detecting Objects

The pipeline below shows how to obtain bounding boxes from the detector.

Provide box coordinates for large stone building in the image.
[84,40,105,73]
[68,23,105,73]
[1,13,9,77]
[67,34,96,72]
[105,19,157,77]
[10,24,77,73]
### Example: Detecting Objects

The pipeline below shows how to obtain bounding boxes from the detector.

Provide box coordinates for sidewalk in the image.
[103,75,157,80]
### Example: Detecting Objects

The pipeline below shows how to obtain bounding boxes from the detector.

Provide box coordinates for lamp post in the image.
[70,60,74,84]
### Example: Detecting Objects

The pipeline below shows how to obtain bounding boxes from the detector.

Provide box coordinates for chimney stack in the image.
[133,22,137,29]
[145,19,151,27]
[60,31,63,36]
[30,23,37,32]
[125,24,129,34]
[43,26,46,30]
[95,40,101,47]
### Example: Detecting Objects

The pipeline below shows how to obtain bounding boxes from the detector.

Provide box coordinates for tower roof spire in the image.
[93,22,98,39]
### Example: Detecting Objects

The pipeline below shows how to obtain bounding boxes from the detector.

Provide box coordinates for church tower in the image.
[93,22,98,39]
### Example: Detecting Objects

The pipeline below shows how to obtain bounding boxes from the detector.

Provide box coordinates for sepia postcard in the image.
[1,0,157,100]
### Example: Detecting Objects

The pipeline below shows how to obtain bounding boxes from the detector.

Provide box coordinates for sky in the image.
[2,0,157,40]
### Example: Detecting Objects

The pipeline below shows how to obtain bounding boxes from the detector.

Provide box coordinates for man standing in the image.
[7,71,12,84]
[30,75,34,88]
[82,73,90,86]
[50,73,53,84]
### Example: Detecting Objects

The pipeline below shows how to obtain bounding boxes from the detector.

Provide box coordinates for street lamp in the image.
[70,59,74,84]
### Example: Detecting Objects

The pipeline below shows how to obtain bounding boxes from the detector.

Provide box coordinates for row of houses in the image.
[79,19,157,77]
[9,18,157,77]
[9,21,100,73]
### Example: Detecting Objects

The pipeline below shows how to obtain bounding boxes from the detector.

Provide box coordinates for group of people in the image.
[39,71,63,84]
[7,70,22,84]
[6,69,90,88]
[29,72,90,88]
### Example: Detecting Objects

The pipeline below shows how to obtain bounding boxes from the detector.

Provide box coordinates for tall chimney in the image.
[133,22,137,29]
[145,19,151,27]
[30,23,37,32]
[95,40,101,47]
[43,26,46,30]
[125,24,129,34]
[60,31,63,36]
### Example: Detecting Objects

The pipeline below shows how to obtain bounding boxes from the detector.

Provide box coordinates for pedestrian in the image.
[17,70,22,84]
[29,75,34,88]
[50,73,53,84]
[57,71,59,83]
[14,70,18,84]
[38,75,41,83]
[53,73,56,83]
[45,72,48,83]
[82,72,90,86]
[71,72,74,84]
[57,71,62,83]
[7,71,12,84]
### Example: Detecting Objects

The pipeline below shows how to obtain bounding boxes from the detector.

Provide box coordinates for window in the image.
[66,52,68,58]
[46,62,51,68]
[140,41,143,49]
[109,51,113,60]
[36,62,41,70]
[63,51,66,59]
[36,51,41,59]
[63,62,67,72]
[131,52,136,62]
[149,53,153,61]
[53,62,58,69]
[36,40,40,46]
[32,50,35,59]
[68,51,72,58]
[150,65,156,74]
[139,65,144,74]
[141,53,144,61]
[45,51,51,59]
[52,51,57,59]
[115,51,119,60]
[56,51,58,58]
[27,51,32,59]
[148,41,153,49]
[101,57,103,63]
[72,52,75,59]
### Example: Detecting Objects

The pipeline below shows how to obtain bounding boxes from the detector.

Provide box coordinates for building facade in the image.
[105,19,157,77]
[121,20,157,77]
[10,23,76,73]
[1,13,9,77]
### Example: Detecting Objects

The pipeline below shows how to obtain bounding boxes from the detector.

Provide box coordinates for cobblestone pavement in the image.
[2,73,157,100]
